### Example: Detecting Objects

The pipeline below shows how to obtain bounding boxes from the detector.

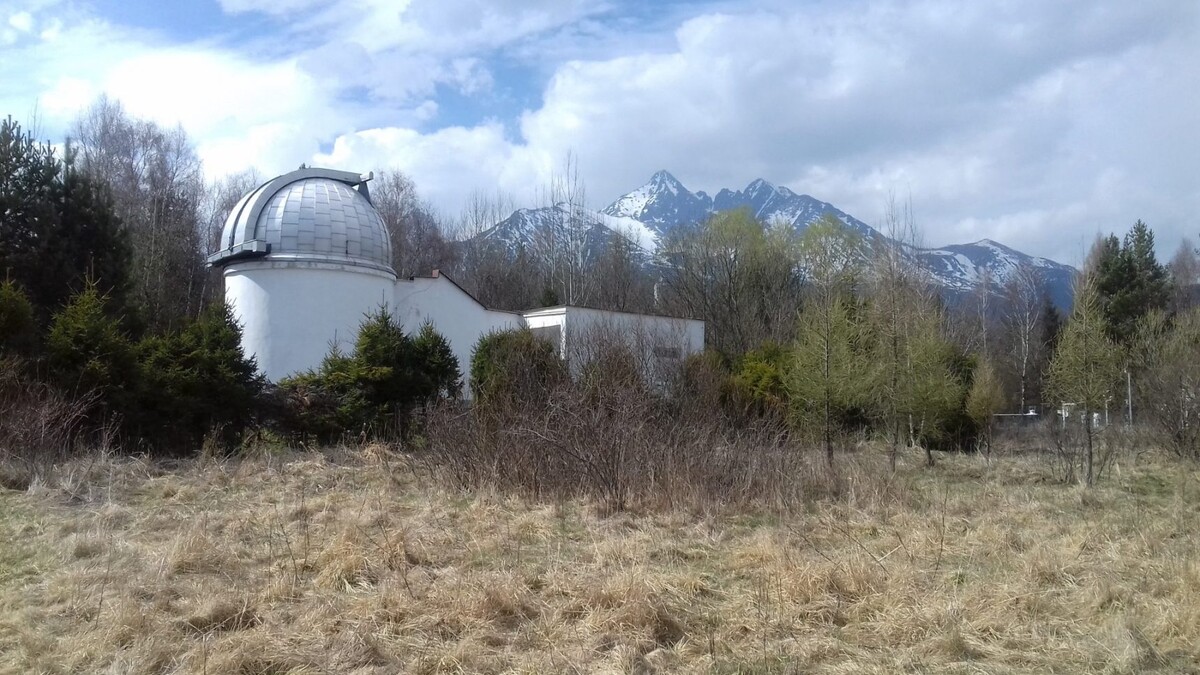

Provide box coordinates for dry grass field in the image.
[1,444,1199,674]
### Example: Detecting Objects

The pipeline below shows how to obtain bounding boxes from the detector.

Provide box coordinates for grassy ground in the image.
[1,445,1199,674]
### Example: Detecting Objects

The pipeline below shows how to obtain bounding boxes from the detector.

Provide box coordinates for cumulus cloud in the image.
[488,1,1200,261]
[3,0,1198,263]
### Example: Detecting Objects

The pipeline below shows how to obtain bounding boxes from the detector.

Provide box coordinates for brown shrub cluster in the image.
[421,335,894,513]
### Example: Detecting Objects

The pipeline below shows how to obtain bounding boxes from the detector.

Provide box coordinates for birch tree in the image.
[1003,262,1044,412]
[71,96,207,331]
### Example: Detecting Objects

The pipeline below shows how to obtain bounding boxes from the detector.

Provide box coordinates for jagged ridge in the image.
[473,171,1075,308]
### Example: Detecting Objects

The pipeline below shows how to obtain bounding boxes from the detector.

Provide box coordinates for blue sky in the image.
[2,0,1198,264]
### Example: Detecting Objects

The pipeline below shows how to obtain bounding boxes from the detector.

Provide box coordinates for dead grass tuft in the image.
[178,598,260,634]
[165,526,230,575]
[2,447,1200,673]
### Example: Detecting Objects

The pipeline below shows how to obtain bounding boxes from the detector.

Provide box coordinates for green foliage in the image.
[864,284,964,464]
[136,301,264,452]
[470,328,566,409]
[731,342,788,418]
[1091,221,1171,344]
[46,282,137,411]
[799,215,863,291]
[788,297,867,461]
[1048,278,1122,485]
[0,117,131,327]
[965,357,1004,453]
[1048,281,1123,411]
[0,281,34,354]
[412,321,462,402]
[279,309,460,442]
[660,208,804,355]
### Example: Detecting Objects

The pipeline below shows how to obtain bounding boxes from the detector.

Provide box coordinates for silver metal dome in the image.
[208,167,393,274]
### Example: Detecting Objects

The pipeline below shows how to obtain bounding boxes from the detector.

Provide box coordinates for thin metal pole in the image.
[1126,369,1133,426]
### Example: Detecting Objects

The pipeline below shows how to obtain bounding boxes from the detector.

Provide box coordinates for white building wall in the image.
[223,260,395,381]
[522,305,704,379]
[392,275,523,388]
[522,308,568,357]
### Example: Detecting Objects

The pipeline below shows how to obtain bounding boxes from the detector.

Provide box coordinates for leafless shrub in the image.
[0,357,101,490]
[421,333,892,512]
[1040,415,1132,485]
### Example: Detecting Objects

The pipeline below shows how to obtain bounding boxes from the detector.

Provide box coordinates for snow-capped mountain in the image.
[472,202,658,266]
[471,171,1075,308]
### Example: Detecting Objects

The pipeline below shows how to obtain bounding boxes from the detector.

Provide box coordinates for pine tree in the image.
[1090,222,1170,344]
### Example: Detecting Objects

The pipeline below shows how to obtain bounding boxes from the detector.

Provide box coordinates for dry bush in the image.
[422,334,891,513]
[1041,416,1136,485]
[0,358,105,491]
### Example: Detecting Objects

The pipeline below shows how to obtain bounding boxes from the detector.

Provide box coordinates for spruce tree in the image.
[0,117,131,327]
[1090,222,1170,345]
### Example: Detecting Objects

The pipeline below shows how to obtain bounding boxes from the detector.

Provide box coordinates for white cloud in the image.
[313,123,546,220]
[3,0,1198,265]
[8,10,32,31]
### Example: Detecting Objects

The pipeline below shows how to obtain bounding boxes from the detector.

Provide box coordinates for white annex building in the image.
[207,168,704,388]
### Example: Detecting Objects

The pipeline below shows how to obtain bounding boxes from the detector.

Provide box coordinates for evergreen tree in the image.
[278,309,459,441]
[470,328,566,409]
[46,282,138,417]
[0,117,131,327]
[1089,222,1170,344]
[0,281,34,354]
[412,321,462,402]
[137,301,264,451]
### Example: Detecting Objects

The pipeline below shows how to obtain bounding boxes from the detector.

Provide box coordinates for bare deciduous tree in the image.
[1169,238,1199,312]
[71,96,207,331]
[1003,262,1045,413]
[1131,307,1200,458]
[370,169,454,278]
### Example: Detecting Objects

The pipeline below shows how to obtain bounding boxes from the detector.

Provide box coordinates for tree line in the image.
[3,99,1199,488]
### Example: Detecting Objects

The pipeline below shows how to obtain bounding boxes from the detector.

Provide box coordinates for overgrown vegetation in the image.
[277,310,462,444]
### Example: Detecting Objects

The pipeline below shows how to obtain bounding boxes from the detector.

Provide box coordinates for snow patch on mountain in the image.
[598,212,659,251]
[470,171,1076,309]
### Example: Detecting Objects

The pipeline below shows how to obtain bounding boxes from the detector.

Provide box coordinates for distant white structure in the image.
[207,168,704,389]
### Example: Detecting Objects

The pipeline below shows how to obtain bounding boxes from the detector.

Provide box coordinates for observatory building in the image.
[207,167,703,388]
